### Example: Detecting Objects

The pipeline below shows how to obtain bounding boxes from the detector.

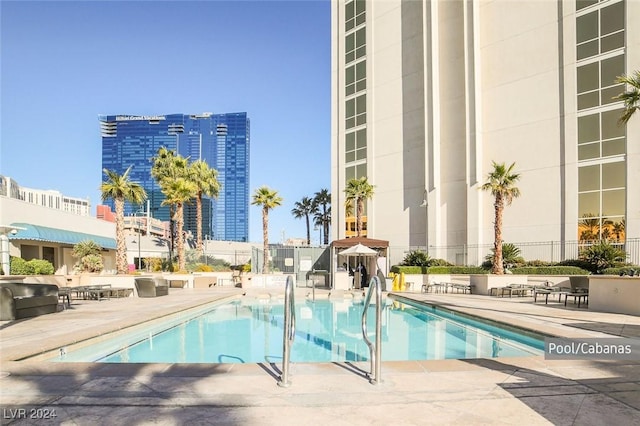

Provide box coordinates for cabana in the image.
[330,237,389,290]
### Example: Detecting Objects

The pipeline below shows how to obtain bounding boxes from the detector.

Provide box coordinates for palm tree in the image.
[291,196,315,245]
[162,177,197,271]
[252,186,283,273]
[481,162,521,275]
[313,189,331,245]
[100,167,147,274]
[189,160,220,252]
[344,177,375,237]
[151,148,190,267]
[615,70,640,125]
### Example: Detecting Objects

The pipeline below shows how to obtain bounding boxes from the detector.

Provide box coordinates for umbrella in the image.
[339,243,378,257]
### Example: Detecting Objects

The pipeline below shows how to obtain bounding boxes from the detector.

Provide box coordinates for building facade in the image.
[99,112,250,242]
[331,0,640,266]
[0,175,91,216]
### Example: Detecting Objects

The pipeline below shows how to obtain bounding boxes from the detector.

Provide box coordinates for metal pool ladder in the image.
[278,275,296,387]
[362,275,382,385]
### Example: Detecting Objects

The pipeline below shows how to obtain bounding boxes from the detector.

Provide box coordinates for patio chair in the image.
[134,277,169,297]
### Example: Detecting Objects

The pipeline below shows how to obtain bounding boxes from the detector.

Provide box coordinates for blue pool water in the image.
[55,297,544,363]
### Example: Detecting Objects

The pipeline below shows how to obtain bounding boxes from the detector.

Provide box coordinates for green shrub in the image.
[401,250,430,267]
[11,257,34,275]
[509,266,590,275]
[601,266,640,276]
[72,240,104,273]
[231,264,251,273]
[9,257,54,275]
[390,265,428,274]
[485,243,525,268]
[524,260,553,267]
[144,257,163,272]
[194,264,213,272]
[390,265,488,274]
[29,259,55,275]
[578,241,627,274]
[429,258,454,267]
[557,259,594,272]
[80,254,103,273]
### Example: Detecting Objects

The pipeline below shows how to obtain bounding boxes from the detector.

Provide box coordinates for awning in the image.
[8,223,116,250]
[331,236,389,249]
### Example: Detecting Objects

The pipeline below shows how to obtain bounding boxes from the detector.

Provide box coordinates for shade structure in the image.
[9,222,116,249]
[339,243,378,257]
[331,236,388,249]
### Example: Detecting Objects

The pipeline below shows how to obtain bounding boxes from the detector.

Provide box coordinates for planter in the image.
[587,276,640,315]
[469,274,527,295]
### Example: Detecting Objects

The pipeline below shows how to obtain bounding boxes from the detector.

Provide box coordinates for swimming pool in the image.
[51,296,544,363]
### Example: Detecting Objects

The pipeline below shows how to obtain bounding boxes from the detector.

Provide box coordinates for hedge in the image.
[390,265,489,274]
[509,266,590,275]
[600,266,640,276]
[390,265,591,275]
[10,257,54,275]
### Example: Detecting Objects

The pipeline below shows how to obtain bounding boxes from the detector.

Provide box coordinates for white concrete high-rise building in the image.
[331,0,640,265]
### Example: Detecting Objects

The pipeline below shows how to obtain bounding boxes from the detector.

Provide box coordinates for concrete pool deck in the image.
[1,288,640,425]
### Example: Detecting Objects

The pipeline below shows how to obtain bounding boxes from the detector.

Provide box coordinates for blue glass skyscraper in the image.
[99,112,250,242]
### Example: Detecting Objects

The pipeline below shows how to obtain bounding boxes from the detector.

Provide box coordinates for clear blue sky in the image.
[0,0,331,244]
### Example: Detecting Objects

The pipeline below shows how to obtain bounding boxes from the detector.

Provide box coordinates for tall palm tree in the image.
[151,147,190,268]
[189,160,220,252]
[252,186,283,273]
[162,177,197,271]
[344,177,375,237]
[313,189,331,245]
[100,167,147,274]
[291,196,315,245]
[615,70,640,125]
[481,161,521,275]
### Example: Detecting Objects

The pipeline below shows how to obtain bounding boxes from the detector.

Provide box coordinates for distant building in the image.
[97,205,169,239]
[0,175,90,216]
[284,237,309,247]
[99,112,250,242]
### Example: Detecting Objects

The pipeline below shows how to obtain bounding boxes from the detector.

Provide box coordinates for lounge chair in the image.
[134,277,169,297]
[533,286,569,303]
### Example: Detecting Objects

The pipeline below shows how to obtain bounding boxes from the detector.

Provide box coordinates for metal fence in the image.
[392,238,640,267]
[252,245,331,285]
[210,238,640,288]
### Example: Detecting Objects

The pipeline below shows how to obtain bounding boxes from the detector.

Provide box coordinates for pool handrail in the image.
[361,275,382,385]
[278,275,296,388]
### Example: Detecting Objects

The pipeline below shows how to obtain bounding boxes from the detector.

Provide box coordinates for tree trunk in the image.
[323,217,329,245]
[196,194,203,252]
[356,197,363,237]
[262,207,270,273]
[176,203,186,271]
[305,214,310,245]
[493,195,504,275]
[323,206,329,245]
[115,198,128,274]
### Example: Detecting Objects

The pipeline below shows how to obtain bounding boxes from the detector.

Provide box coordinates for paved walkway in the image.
[1,288,640,425]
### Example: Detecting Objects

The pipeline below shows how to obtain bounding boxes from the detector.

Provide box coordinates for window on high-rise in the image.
[345,94,366,129]
[345,27,365,64]
[576,0,626,243]
[576,1,624,60]
[345,128,366,163]
[346,60,366,96]
[345,0,365,32]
